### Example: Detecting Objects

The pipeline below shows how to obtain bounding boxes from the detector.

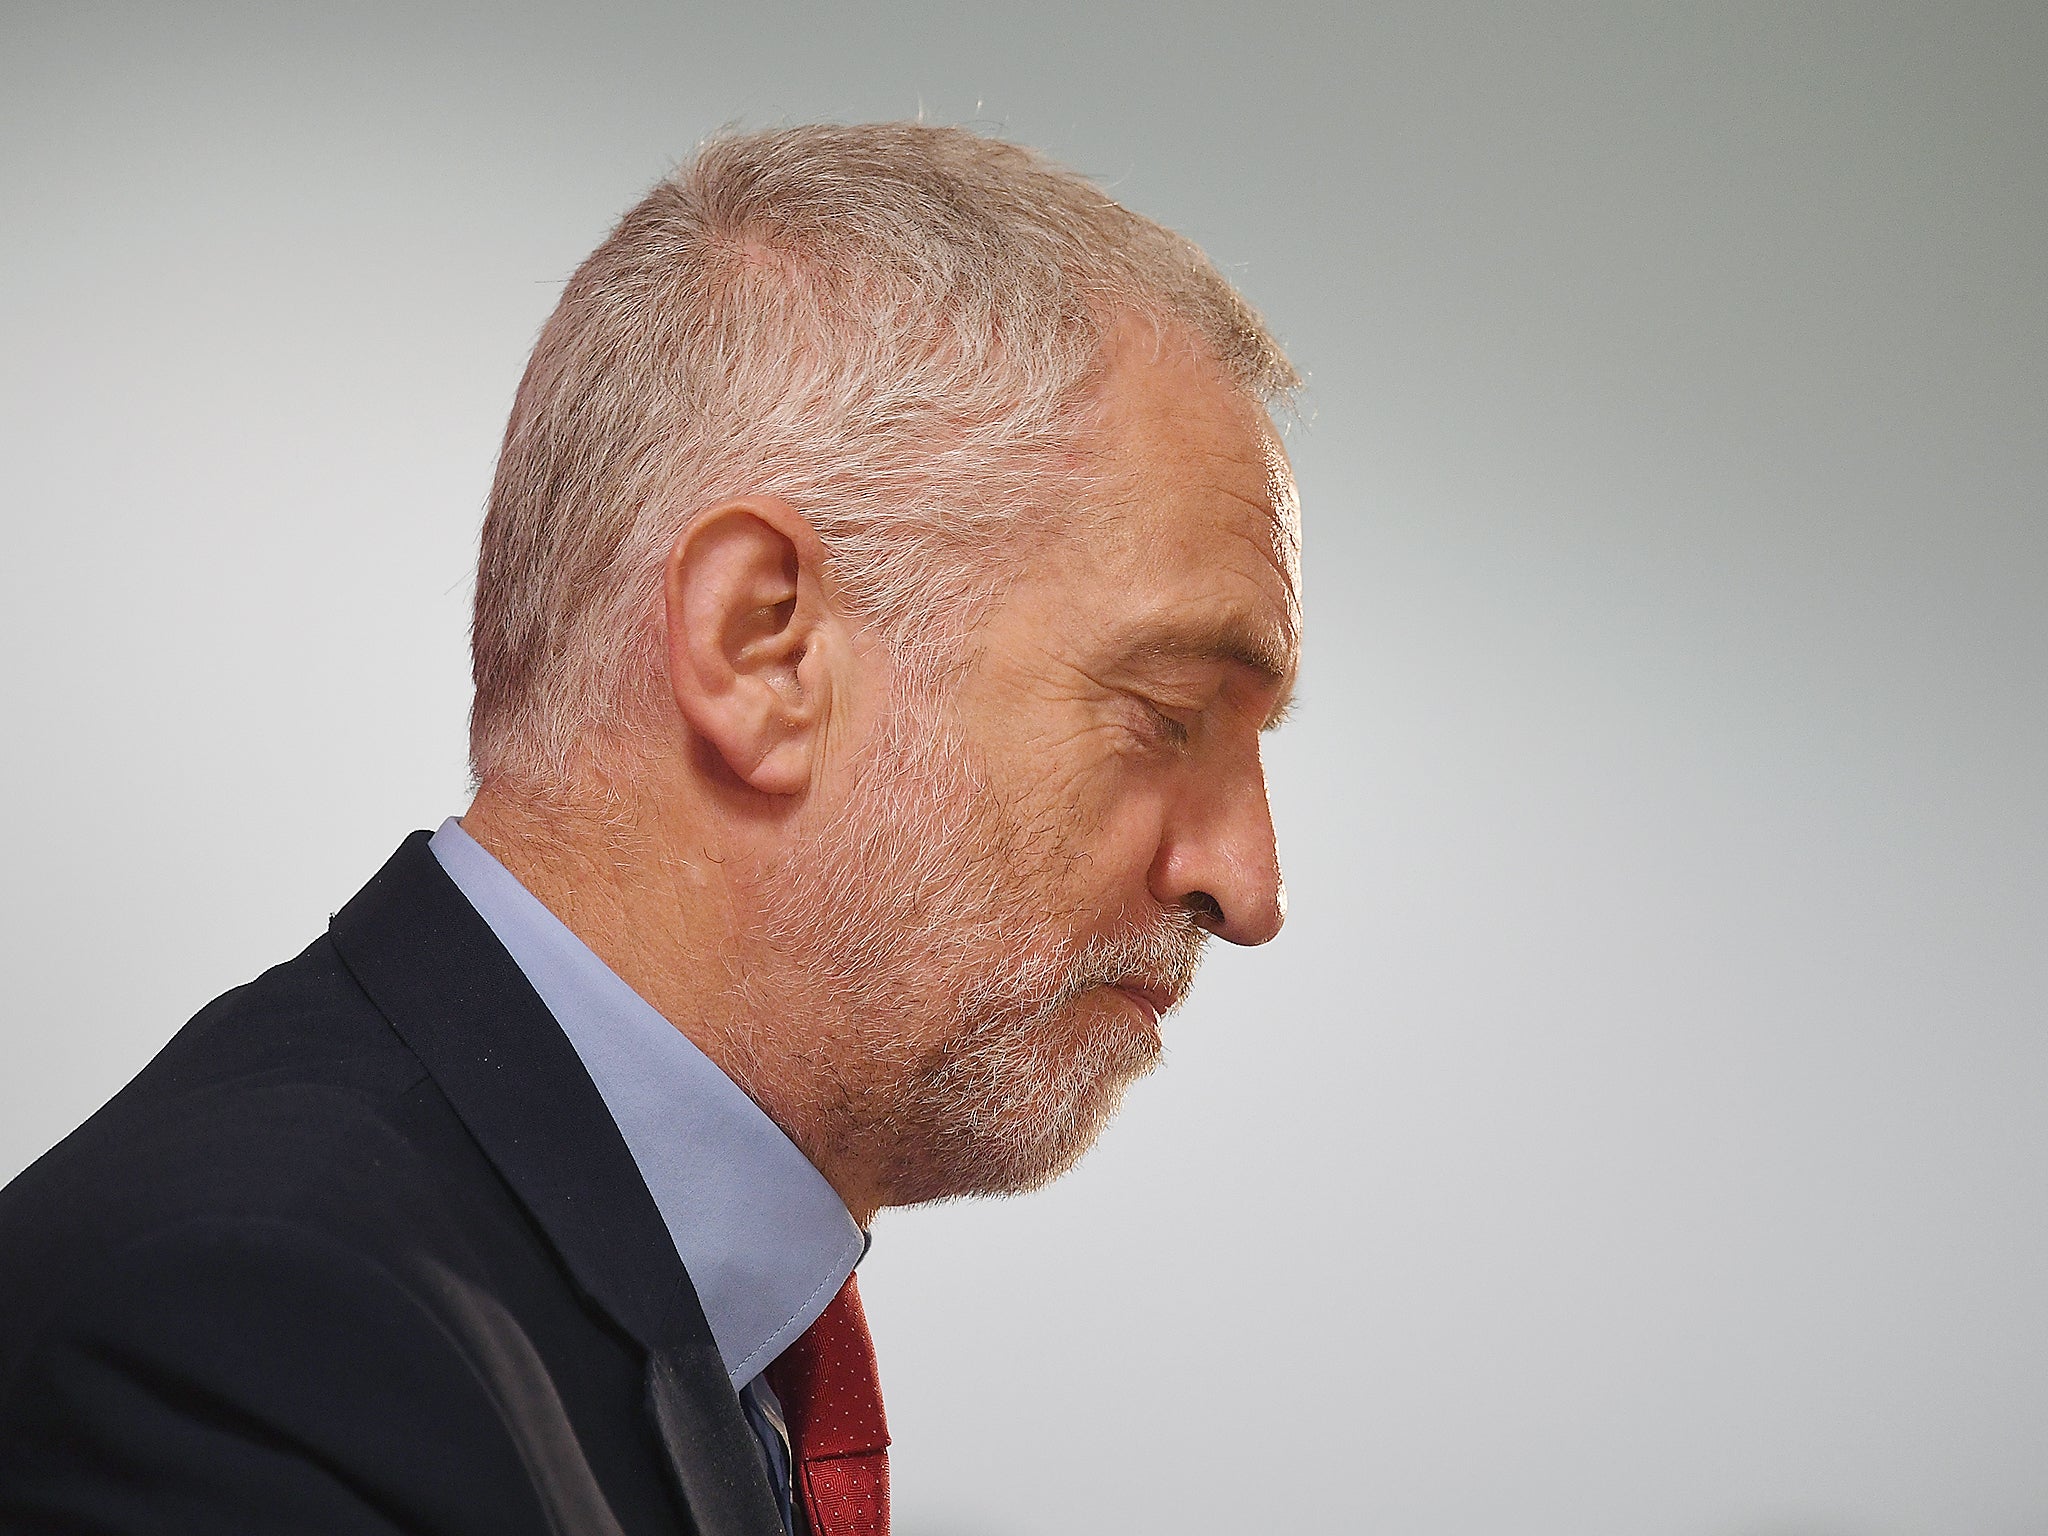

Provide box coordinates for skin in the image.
[952,336,1301,955]
[463,325,1301,1225]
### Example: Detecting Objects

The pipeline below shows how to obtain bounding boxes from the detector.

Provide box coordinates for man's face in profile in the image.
[756,332,1302,1205]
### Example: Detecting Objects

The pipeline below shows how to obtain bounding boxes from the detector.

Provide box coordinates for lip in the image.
[1108,983,1171,1032]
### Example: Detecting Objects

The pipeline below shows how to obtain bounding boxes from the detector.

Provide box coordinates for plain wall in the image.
[3,4,2044,1533]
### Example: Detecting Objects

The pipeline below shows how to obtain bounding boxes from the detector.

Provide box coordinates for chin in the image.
[891,994,1162,1205]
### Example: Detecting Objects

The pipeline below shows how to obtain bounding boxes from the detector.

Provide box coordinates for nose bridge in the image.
[1161,733,1285,947]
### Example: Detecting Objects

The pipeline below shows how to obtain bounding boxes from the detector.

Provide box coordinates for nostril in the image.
[1183,891,1225,928]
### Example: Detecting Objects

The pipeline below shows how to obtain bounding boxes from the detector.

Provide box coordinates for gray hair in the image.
[469,121,1299,791]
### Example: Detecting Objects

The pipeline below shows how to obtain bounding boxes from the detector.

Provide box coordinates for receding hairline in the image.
[468,120,1302,791]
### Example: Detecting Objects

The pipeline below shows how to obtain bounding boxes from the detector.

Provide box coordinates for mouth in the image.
[1106,982,1175,1034]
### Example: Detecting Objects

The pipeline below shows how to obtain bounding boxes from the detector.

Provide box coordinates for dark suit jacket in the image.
[0,833,787,1535]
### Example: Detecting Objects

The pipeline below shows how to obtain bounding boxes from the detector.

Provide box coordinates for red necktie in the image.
[765,1274,890,1536]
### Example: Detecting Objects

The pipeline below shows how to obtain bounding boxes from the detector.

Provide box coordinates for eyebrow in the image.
[1118,618,1300,729]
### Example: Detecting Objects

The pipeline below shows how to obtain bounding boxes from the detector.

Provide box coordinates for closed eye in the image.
[1132,697,1194,749]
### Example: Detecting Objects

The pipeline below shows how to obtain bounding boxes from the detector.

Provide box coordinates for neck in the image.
[459,777,888,1226]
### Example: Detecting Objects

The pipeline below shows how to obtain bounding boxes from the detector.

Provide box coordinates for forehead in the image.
[1070,334,1302,653]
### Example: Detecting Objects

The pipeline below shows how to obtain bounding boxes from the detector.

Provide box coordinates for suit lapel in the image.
[329,832,783,1536]
[647,1355,790,1536]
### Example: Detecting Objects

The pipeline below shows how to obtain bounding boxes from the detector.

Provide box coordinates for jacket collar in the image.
[328,831,783,1536]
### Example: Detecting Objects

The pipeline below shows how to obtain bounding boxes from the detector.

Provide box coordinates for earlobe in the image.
[662,497,840,797]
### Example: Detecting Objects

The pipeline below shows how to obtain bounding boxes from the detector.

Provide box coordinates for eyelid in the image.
[1124,693,1196,748]
[1145,699,1194,746]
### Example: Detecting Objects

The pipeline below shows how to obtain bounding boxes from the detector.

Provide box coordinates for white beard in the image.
[737,678,1205,1204]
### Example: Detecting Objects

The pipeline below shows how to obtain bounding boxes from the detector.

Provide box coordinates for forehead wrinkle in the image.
[1200,470,1300,570]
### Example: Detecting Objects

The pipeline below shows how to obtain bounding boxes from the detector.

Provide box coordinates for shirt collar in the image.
[428,817,862,1388]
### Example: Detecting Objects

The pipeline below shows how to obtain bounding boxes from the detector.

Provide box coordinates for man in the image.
[0,123,1301,1534]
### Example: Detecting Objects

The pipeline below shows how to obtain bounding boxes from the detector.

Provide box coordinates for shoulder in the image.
[0,933,483,1374]
[0,940,607,1534]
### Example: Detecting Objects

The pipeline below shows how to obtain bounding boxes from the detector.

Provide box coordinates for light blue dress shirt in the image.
[429,817,862,1529]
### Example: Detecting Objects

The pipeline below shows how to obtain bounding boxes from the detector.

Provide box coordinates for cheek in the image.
[980,716,1173,903]
[1032,729,1163,823]
[995,723,1120,832]
[1042,774,1171,910]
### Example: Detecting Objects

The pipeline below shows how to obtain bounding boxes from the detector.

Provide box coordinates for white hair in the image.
[469,121,1299,791]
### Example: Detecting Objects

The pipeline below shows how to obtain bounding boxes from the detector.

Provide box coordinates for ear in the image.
[662,497,849,796]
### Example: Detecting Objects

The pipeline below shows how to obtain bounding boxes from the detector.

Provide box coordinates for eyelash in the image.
[1142,702,1193,748]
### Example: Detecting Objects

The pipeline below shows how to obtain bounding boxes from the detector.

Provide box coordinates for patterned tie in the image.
[765,1274,890,1536]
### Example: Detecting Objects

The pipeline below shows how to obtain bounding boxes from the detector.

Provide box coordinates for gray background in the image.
[4,4,2044,1533]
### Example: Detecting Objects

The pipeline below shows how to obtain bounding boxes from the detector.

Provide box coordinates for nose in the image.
[1149,742,1286,946]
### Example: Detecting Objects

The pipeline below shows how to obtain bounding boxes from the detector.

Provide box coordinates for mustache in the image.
[1060,908,1210,1017]
[947,906,1210,1034]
